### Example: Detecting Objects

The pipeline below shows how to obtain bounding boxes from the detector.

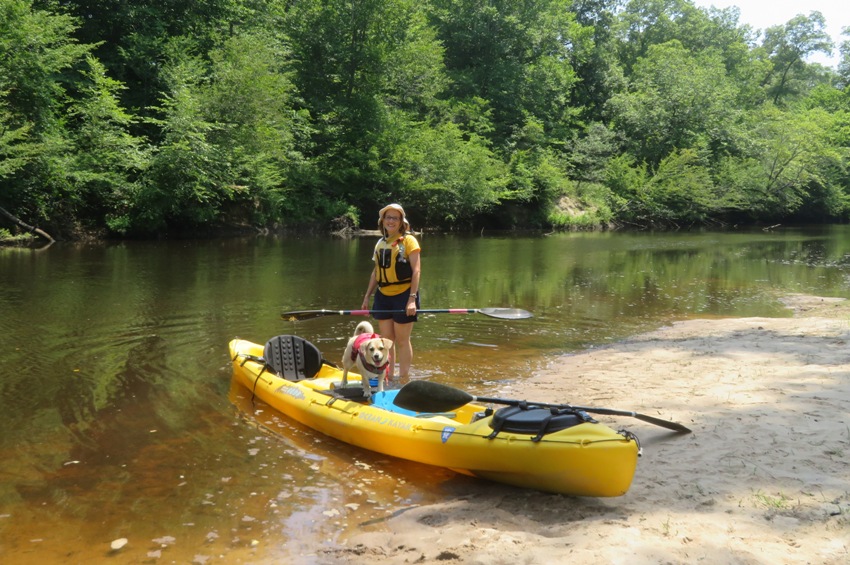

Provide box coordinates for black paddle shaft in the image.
[393,380,691,433]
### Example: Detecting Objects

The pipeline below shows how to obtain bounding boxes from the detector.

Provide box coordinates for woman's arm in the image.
[406,250,421,314]
[362,269,378,310]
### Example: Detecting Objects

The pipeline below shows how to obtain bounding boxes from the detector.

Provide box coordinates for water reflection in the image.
[3,227,850,561]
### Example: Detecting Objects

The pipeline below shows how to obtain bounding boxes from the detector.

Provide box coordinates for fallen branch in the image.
[0,205,55,243]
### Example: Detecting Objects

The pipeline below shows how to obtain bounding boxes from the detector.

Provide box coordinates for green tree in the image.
[132,50,222,232]
[607,40,738,167]
[60,0,256,127]
[285,0,444,210]
[604,149,718,227]
[613,0,764,107]
[836,26,850,89]
[382,109,507,225]
[0,101,34,180]
[0,0,92,231]
[200,32,309,224]
[760,12,833,105]
[120,31,308,234]
[716,105,845,219]
[382,9,448,114]
[615,0,744,72]
[66,55,147,233]
[567,0,622,121]
[638,148,717,225]
[428,0,581,145]
[1,0,90,125]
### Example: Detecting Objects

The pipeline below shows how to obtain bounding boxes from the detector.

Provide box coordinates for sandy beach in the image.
[325,294,850,564]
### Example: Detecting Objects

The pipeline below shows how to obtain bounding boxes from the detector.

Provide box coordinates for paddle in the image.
[393,380,691,433]
[280,307,533,321]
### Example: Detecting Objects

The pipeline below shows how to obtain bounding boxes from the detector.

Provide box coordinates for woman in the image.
[360,203,421,378]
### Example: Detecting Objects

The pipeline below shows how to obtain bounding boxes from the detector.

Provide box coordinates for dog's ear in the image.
[381,338,394,349]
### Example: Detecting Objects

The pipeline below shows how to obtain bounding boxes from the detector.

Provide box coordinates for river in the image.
[2,226,850,562]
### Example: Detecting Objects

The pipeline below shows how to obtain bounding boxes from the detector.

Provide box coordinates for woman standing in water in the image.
[361,203,421,378]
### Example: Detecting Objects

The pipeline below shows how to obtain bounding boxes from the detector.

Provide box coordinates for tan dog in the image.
[341,321,393,399]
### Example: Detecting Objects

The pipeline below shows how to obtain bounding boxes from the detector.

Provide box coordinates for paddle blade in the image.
[393,380,475,412]
[478,308,533,319]
[574,406,691,433]
[634,413,691,433]
[280,309,339,321]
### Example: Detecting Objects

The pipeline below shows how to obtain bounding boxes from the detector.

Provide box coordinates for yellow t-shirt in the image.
[372,234,420,296]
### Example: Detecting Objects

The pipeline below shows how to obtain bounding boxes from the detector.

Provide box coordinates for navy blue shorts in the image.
[373,289,419,323]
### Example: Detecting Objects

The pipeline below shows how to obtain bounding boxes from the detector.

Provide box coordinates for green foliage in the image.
[383,109,507,224]
[607,40,739,167]
[131,51,221,232]
[0,0,92,228]
[284,0,446,209]
[0,0,91,125]
[200,32,308,225]
[498,117,583,228]
[761,12,833,105]
[605,153,649,201]
[3,0,850,237]
[641,149,717,224]
[0,101,34,179]
[66,55,147,231]
[383,9,449,113]
[605,149,718,226]
[0,226,35,242]
[428,0,581,144]
[715,105,849,219]
[839,27,850,88]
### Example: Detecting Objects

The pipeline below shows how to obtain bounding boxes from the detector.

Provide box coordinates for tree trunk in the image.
[0,206,55,243]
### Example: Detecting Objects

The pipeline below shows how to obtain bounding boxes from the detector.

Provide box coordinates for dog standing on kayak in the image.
[340,321,393,399]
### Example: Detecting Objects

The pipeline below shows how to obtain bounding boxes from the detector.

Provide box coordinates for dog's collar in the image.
[358,352,389,376]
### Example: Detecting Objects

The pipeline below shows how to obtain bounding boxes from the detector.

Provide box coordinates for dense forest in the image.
[1,0,849,239]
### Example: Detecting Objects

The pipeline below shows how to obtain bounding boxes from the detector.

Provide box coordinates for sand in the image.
[324,294,850,564]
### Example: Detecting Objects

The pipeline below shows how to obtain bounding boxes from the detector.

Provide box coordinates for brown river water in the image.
[3,227,850,563]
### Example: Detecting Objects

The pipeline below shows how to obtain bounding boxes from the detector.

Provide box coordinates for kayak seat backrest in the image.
[263,335,323,381]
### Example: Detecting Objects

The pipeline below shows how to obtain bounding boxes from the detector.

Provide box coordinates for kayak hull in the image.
[229,338,639,497]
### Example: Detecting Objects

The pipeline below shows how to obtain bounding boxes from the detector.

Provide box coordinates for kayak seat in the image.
[487,405,587,442]
[263,335,324,381]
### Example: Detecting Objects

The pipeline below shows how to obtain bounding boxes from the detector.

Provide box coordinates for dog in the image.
[340,321,393,399]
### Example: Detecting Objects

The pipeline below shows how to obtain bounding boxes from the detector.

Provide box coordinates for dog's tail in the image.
[354,321,374,336]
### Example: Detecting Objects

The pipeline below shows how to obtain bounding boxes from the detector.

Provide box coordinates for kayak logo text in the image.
[441,427,456,443]
[275,385,305,400]
[359,412,412,431]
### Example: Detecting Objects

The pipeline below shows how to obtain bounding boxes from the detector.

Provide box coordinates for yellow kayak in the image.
[228,335,640,497]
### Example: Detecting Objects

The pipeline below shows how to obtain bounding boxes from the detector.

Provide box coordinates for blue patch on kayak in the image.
[370,390,418,416]
[441,427,456,443]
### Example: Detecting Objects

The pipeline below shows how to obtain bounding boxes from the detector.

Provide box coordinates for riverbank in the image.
[325,294,850,564]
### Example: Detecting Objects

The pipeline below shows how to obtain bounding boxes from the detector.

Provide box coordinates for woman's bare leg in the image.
[392,321,414,378]
[377,318,396,373]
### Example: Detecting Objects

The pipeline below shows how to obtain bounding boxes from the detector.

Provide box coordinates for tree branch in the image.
[0,206,55,243]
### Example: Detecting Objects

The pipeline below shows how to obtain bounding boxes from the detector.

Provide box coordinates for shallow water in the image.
[3,227,850,562]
